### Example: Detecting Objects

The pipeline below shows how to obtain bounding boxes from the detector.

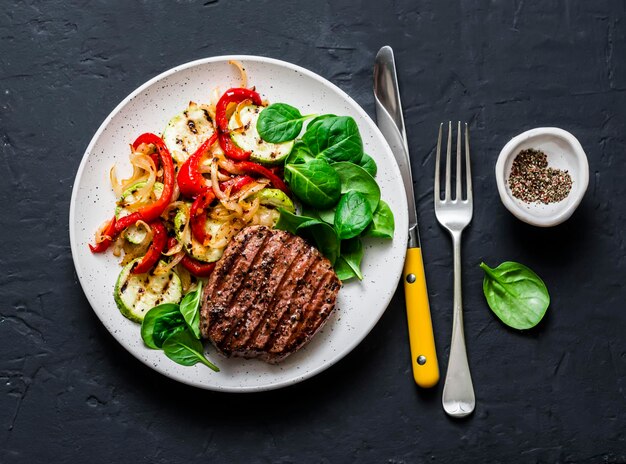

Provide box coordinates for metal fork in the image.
[434,121,476,418]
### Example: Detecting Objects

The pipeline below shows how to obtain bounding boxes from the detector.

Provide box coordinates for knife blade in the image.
[374,46,439,388]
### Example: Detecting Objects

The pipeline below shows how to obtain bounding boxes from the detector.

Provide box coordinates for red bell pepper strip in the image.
[181,255,216,277]
[233,160,289,194]
[167,234,215,278]
[190,188,216,245]
[89,216,117,253]
[215,88,263,161]
[115,133,175,233]
[177,133,218,198]
[132,221,167,274]
[217,133,249,161]
[219,175,255,194]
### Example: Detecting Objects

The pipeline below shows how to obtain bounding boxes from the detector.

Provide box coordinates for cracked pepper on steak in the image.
[200,225,341,363]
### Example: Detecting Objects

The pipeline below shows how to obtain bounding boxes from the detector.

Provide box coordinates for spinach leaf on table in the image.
[332,161,380,213]
[334,191,373,240]
[302,116,363,164]
[284,158,341,209]
[257,103,314,143]
[364,200,394,239]
[480,261,550,330]
[162,329,220,371]
[179,281,203,339]
[141,303,187,349]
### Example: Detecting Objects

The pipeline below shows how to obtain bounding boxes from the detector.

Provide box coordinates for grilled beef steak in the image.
[200,225,341,363]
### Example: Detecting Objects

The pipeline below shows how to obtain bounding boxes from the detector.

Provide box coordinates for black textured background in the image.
[2,1,625,463]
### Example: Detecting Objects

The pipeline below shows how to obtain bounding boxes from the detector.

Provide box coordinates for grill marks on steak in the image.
[200,225,341,363]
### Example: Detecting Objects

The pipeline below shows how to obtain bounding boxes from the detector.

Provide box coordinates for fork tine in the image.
[456,121,462,201]
[435,123,443,201]
[445,121,452,200]
[465,123,472,201]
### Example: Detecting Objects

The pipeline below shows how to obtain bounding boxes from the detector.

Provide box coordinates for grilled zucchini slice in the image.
[115,182,164,244]
[229,105,294,165]
[174,208,225,263]
[162,102,215,167]
[114,258,183,322]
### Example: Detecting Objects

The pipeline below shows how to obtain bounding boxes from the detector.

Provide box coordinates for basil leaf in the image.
[179,281,203,339]
[332,162,380,212]
[338,238,363,280]
[297,220,340,265]
[334,191,373,240]
[275,208,317,234]
[303,116,363,164]
[284,140,315,165]
[284,159,342,209]
[358,153,377,177]
[162,329,220,371]
[257,103,313,143]
[364,200,394,239]
[141,303,186,349]
[480,261,550,330]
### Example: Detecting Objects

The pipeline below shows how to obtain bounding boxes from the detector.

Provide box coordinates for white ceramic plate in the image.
[69,56,408,392]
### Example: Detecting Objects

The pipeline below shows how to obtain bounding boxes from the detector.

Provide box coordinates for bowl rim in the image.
[495,127,589,227]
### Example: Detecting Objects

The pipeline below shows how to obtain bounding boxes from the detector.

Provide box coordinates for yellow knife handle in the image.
[403,247,439,388]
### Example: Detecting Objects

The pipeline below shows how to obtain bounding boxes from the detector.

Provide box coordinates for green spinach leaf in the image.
[179,281,203,339]
[303,116,363,164]
[334,191,373,240]
[297,220,340,265]
[284,158,342,209]
[307,114,336,127]
[334,257,358,281]
[285,140,315,165]
[275,209,340,264]
[257,103,314,143]
[332,161,380,212]
[141,303,186,349]
[317,207,336,224]
[337,238,364,280]
[480,261,550,330]
[364,200,394,239]
[358,153,377,177]
[162,329,220,371]
[275,208,317,234]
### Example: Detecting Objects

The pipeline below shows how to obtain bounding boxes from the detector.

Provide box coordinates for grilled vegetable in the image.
[115,182,164,244]
[162,102,215,167]
[114,258,183,322]
[230,105,294,164]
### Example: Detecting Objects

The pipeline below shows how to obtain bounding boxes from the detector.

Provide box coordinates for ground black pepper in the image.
[508,148,573,204]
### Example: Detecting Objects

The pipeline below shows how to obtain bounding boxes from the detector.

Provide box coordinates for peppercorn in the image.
[508,148,572,204]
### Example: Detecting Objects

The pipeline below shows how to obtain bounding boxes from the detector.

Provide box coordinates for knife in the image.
[373,46,439,388]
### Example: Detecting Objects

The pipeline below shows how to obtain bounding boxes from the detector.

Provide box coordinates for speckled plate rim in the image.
[69,55,408,392]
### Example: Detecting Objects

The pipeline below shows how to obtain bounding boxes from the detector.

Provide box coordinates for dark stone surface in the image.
[1,1,625,462]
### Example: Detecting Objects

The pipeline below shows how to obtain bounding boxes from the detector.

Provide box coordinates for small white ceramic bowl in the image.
[495,127,589,227]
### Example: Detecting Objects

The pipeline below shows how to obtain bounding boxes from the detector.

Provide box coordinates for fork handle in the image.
[404,247,439,388]
[442,232,475,417]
